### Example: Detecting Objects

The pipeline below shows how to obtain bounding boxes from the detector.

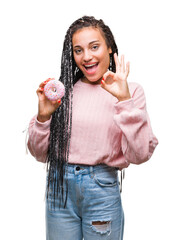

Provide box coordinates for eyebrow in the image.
[73,40,100,48]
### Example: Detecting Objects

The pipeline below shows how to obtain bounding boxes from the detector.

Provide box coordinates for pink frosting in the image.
[44,80,65,101]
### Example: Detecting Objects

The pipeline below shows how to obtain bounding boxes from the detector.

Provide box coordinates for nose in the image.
[83,49,92,62]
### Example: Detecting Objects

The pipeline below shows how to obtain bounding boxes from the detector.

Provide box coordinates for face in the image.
[72,27,112,84]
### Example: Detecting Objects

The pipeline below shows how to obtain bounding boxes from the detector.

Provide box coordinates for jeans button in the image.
[76,166,80,171]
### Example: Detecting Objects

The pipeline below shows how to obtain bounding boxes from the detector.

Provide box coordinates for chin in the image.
[85,76,102,84]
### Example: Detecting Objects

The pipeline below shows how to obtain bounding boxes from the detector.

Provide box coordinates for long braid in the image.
[46,28,75,208]
[46,16,119,208]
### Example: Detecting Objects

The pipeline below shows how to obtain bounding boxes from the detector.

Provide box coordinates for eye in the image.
[92,45,99,50]
[74,49,82,54]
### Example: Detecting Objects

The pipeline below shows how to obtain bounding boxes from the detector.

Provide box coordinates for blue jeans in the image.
[46,164,124,240]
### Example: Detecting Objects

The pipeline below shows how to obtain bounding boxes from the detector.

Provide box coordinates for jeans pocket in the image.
[93,168,118,187]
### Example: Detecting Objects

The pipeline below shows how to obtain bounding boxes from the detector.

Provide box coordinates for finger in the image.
[57,99,62,106]
[101,78,106,87]
[114,53,121,72]
[101,78,108,91]
[36,87,44,95]
[36,87,44,93]
[51,98,62,109]
[39,78,54,88]
[125,62,130,78]
[102,71,115,85]
[101,78,113,95]
[103,70,115,80]
[121,55,125,73]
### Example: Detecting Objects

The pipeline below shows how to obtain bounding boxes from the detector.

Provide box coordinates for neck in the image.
[81,76,102,85]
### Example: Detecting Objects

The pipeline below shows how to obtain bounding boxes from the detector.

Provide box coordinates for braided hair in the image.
[46,16,118,208]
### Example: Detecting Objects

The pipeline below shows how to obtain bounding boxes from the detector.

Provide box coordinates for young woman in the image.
[28,16,158,240]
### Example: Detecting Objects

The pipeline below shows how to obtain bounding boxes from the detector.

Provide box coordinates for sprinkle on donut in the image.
[44,80,65,101]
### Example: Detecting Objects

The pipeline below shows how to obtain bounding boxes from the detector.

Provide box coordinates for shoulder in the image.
[128,82,144,94]
[128,82,146,108]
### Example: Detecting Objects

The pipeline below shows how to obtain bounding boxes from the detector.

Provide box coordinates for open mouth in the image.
[83,63,99,74]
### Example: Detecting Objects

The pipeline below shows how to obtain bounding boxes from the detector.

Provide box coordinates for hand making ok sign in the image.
[101,53,131,102]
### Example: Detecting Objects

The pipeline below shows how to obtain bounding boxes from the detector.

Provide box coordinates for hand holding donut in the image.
[36,78,65,122]
[101,53,131,102]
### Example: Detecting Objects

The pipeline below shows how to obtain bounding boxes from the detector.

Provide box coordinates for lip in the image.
[83,62,99,75]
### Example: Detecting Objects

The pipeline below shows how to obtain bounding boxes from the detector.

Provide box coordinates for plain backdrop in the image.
[1,0,185,239]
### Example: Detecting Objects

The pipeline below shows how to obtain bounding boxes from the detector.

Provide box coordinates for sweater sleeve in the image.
[27,115,51,163]
[114,84,158,165]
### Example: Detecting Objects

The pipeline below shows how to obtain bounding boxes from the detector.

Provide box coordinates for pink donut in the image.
[44,80,65,101]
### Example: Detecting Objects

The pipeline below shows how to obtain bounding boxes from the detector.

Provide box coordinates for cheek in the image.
[101,53,110,69]
[98,49,110,66]
[73,55,81,68]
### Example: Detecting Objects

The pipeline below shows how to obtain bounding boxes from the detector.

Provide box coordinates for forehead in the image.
[72,27,106,46]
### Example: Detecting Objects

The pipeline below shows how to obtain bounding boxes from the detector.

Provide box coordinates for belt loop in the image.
[119,169,125,193]
[89,166,94,178]
[89,166,93,173]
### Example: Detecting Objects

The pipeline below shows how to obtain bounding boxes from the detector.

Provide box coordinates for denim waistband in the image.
[65,163,118,175]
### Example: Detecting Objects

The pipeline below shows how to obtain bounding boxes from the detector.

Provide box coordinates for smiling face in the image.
[72,27,112,84]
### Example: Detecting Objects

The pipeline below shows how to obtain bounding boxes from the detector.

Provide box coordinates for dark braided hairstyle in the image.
[46,16,118,208]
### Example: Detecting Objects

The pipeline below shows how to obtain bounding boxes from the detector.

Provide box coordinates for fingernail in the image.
[57,99,61,103]
[44,81,47,84]
[101,80,104,84]
[40,88,44,91]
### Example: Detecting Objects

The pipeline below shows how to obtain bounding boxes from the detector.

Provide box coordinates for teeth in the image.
[84,63,97,67]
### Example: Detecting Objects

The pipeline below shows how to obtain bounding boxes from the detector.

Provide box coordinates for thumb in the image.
[52,98,62,108]
[57,99,62,106]
[103,70,114,81]
[100,78,111,94]
[100,71,115,91]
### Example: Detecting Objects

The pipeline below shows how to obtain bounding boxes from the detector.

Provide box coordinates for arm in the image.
[27,78,61,162]
[101,53,158,165]
[27,115,51,163]
[114,84,158,164]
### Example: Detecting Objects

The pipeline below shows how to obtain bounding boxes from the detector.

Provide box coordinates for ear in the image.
[108,47,112,54]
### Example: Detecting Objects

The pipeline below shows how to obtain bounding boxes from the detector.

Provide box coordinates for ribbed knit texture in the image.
[28,80,158,169]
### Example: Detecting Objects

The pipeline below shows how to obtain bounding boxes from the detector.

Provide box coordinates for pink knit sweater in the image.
[28,80,158,169]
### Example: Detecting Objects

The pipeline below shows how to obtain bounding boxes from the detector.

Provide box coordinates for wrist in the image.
[37,114,51,123]
[117,94,131,102]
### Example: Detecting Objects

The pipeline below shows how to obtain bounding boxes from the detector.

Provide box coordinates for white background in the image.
[1,0,185,239]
